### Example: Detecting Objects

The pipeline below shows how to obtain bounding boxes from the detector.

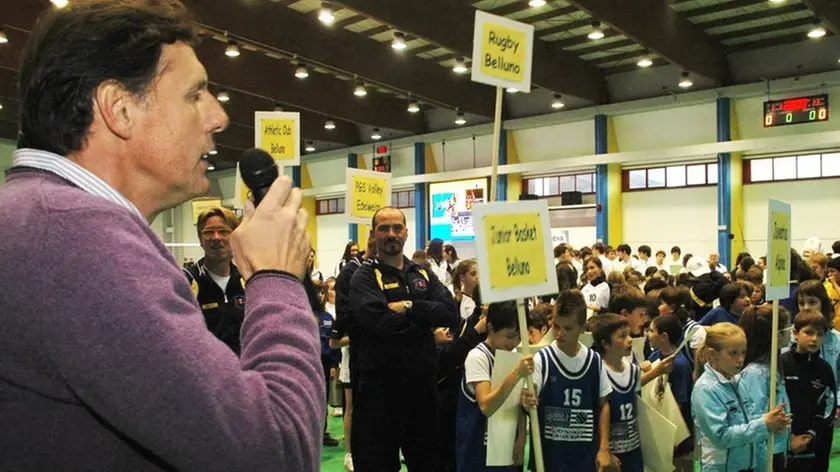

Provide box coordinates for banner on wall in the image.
[765,198,792,301]
[254,111,300,166]
[345,168,391,225]
[471,10,534,93]
[191,197,223,225]
[550,228,570,246]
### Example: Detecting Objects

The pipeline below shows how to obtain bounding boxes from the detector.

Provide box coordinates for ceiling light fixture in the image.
[768,0,785,3]
[0,30,8,44]
[371,128,382,140]
[588,21,605,40]
[808,20,827,39]
[529,0,547,7]
[354,84,368,97]
[407,101,420,113]
[216,91,230,103]
[295,64,309,79]
[324,119,336,130]
[225,42,240,58]
[51,0,69,8]
[318,3,335,25]
[455,112,466,125]
[678,71,693,89]
[305,142,316,152]
[208,149,218,155]
[551,94,565,109]
[391,32,407,50]
[453,57,468,74]
[637,54,653,68]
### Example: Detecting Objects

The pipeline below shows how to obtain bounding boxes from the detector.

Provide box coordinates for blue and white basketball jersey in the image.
[456,344,518,472]
[531,344,603,472]
[681,320,700,369]
[606,361,644,472]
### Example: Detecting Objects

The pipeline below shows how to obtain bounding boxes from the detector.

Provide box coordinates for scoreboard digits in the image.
[763,94,829,127]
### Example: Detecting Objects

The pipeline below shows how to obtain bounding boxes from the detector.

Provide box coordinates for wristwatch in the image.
[403,301,413,312]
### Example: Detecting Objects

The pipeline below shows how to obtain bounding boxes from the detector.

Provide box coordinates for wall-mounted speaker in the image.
[561,191,582,205]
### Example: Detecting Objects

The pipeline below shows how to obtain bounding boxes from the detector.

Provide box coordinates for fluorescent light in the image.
[637,55,653,68]
[529,0,547,6]
[324,120,336,130]
[808,24,827,39]
[407,101,420,113]
[224,43,240,58]
[769,0,785,3]
[454,112,466,125]
[371,128,382,140]
[295,65,309,79]
[453,58,468,74]
[678,72,693,89]
[391,32,407,50]
[354,84,367,97]
[318,6,335,25]
[208,149,218,155]
[51,0,68,7]
[216,91,230,102]
[305,142,316,152]
[506,87,518,93]
[551,94,565,109]
[588,22,604,40]
[0,31,8,44]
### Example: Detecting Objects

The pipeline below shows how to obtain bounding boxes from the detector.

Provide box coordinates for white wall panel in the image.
[613,104,716,153]
[743,179,840,257]
[513,120,594,163]
[391,146,415,178]
[316,214,350,277]
[428,135,493,172]
[623,186,718,258]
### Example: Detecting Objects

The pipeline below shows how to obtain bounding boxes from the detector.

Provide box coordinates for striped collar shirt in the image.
[12,148,145,220]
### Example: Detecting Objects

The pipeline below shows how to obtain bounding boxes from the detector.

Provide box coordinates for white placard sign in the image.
[473,200,558,304]
[344,168,392,225]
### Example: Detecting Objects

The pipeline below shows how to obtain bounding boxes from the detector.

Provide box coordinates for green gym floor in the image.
[320,415,840,471]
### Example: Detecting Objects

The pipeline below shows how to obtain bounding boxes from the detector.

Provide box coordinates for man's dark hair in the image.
[617,244,631,255]
[554,243,569,259]
[592,242,607,254]
[719,282,748,310]
[371,206,406,228]
[656,249,666,257]
[487,301,520,332]
[590,313,629,355]
[19,0,197,155]
[671,246,681,255]
[555,289,587,326]
[638,245,652,257]
[608,286,647,314]
[651,314,683,346]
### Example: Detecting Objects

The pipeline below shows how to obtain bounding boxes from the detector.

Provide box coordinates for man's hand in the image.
[230,176,310,281]
[789,434,813,453]
[596,448,619,471]
[651,355,675,377]
[434,327,453,345]
[388,301,406,313]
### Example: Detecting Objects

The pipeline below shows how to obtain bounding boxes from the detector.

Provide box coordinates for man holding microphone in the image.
[0,1,323,471]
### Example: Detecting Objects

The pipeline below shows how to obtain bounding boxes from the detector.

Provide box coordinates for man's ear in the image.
[93,80,137,140]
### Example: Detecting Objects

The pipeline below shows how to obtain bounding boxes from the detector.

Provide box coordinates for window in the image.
[316,197,345,215]
[392,190,415,209]
[745,152,840,183]
[623,162,717,191]
[522,172,597,198]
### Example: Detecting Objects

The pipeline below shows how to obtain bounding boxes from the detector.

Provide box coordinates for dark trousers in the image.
[351,371,439,472]
[322,358,331,434]
[436,403,456,472]
[786,428,833,472]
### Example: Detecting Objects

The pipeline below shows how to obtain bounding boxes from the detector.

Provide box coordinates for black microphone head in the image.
[239,148,279,191]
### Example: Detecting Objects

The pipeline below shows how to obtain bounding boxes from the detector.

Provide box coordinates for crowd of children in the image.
[318,239,840,472]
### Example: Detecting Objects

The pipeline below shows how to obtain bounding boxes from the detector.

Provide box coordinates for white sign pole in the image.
[516,299,545,472]
[489,87,504,203]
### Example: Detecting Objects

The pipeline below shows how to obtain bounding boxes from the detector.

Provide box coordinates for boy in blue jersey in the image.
[590,314,644,472]
[647,314,694,472]
[456,301,533,472]
[522,290,616,472]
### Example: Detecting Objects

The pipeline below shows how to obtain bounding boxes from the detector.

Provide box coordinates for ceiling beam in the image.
[802,0,840,36]
[331,0,607,102]
[181,0,496,117]
[194,41,425,134]
[696,4,809,30]
[681,0,769,19]
[566,0,731,84]
[713,17,814,42]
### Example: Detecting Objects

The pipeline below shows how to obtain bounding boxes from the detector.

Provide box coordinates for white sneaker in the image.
[333,407,343,417]
[344,453,354,471]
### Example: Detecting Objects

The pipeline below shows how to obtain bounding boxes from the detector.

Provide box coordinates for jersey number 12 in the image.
[619,403,634,421]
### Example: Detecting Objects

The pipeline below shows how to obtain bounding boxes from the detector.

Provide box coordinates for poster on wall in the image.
[550,228,570,246]
[429,178,487,242]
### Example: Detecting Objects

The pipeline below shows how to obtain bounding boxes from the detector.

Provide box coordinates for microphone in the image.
[239,148,279,207]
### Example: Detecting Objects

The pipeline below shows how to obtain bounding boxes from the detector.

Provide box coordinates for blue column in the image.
[497,131,508,201]
[594,115,608,243]
[414,142,427,250]
[347,153,358,242]
[716,98,732,269]
[292,166,301,188]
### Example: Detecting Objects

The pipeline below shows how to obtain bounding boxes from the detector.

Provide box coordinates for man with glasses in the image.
[350,206,459,471]
[185,208,246,354]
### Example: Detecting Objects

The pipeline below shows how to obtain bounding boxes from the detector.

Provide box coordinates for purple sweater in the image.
[0,170,324,471]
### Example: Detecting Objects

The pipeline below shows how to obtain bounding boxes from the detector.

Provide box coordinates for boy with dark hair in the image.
[522,290,614,472]
[698,282,752,326]
[783,310,837,472]
[638,245,652,267]
[670,246,682,264]
[593,242,613,274]
[608,287,649,340]
[647,315,694,472]
[456,301,530,472]
[590,314,643,472]
[527,303,554,346]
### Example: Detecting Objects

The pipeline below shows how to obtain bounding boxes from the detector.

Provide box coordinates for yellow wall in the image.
[729,102,745,261]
